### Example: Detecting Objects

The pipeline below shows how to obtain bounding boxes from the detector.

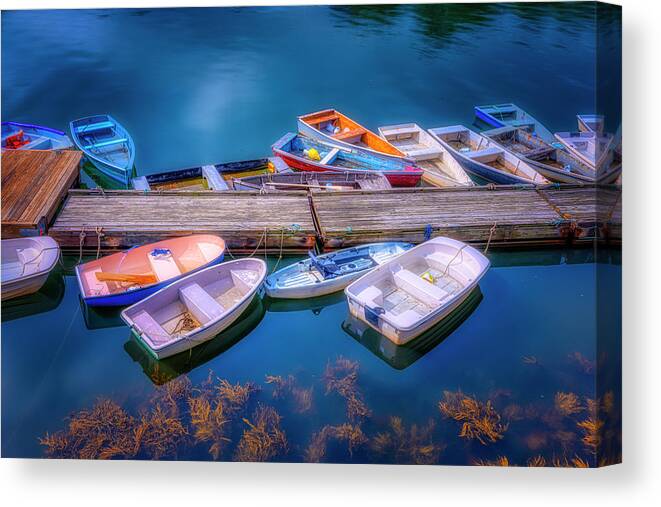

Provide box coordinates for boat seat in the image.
[179,283,224,325]
[320,148,340,165]
[308,113,339,126]
[86,138,127,150]
[430,125,467,136]
[393,268,449,307]
[132,310,171,346]
[356,286,384,307]
[333,128,366,141]
[466,147,503,161]
[201,165,228,190]
[75,121,114,134]
[148,250,181,282]
[407,146,443,161]
[385,126,419,138]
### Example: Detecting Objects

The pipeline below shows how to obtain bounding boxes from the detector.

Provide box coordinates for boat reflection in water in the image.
[0,271,65,322]
[124,296,266,385]
[80,296,126,330]
[342,287,483,370]
[264,290,346,315]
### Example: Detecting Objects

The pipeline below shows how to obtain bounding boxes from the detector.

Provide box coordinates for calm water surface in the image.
[1,4,621,464]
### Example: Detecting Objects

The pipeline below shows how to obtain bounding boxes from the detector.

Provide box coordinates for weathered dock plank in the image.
[49,189,317,253]
[1,149,82,238]
[311,185,617,249]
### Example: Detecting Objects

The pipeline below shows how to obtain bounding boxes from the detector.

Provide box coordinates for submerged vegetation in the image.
[438,391,508,445]
[39,349,619,466]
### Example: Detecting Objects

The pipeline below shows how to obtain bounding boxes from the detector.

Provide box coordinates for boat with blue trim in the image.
[76,234,226,307]
[2,121,73,150]
[265,242,412,299]
[70,114,135,185]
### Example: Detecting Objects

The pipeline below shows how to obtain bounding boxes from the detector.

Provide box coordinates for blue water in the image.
[1,4,621,464]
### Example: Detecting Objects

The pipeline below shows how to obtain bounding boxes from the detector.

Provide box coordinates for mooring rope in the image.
[270,228,286,274]
[483,222,497,255]
[95,226,104,259]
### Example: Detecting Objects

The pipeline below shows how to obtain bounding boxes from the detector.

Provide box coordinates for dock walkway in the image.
[48,184,620,253]
[1,149,82,238]
[49,189,317,253]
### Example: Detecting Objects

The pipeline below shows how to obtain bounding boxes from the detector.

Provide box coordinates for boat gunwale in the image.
[122,257,267,353]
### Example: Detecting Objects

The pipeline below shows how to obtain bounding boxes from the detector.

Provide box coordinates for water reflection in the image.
[124,296,266,385]
[80,297,125,330]
[264,291,345,315]
[342,287,483,370]
[0,271,65,322]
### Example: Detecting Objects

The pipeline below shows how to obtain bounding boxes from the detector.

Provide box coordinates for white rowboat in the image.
[344,237,489,345]
[1,236,60,301]
[121,258,266,359]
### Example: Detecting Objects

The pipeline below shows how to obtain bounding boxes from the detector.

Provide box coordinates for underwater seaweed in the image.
[568,351,595,374]
[438,391,508,445]
[265,374,314,414]
[473,455,511,466]
[370,416,442,465]
[527,455,547,467]
[188,393,231,459]
[150,376,193,418]
[187,373,259,459]
[323,357,371,421]
[40,399,138,459]
[134,404,189,459]
[554,391,583,416]
[524,432,548,451]
[551,455,591,468]
[233,404,288,462]
[577,417,604,453]
[304,423,367,463]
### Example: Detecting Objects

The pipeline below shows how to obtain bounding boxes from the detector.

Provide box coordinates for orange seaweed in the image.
[439,391,508,445]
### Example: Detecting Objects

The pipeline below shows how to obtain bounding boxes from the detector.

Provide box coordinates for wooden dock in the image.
[1,149,82,238]
[48,184,620,254]
[311,185,621,249]
[49,189,317,254]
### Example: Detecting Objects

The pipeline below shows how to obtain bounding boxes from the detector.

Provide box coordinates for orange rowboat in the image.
[297,109,411,163]
[76,234,226,307]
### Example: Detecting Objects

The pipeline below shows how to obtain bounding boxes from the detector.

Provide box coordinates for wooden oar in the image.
[264,182,354,191]
[95,272,157,285]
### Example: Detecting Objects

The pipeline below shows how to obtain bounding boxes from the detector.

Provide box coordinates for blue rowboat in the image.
[272,132,423,187]
[474,103,555,144]
[2,121,73,150]
[265,242,413,299]
[427,125,548,185]
[70,114,135,185]
[76,235,226,307]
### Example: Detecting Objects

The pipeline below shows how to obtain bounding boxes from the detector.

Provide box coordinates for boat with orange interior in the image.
[297,109,411,163]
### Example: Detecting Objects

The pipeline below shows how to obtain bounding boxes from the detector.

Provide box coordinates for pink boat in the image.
[75,234,226,307]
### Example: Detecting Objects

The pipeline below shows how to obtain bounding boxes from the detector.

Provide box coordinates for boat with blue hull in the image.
[474,103,555,144]
[265,242,413,299]
[2,122,73,150]
[76,235,226,307]
[70,114,135,185]
[428,125,548,185]
[272,132,423,187]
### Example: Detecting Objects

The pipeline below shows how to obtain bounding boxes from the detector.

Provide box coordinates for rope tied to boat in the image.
[270,228,286,274]
[442,244,468,277]
[18,246,61,276]
[483,222,497,254]
[95,227,104,259]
